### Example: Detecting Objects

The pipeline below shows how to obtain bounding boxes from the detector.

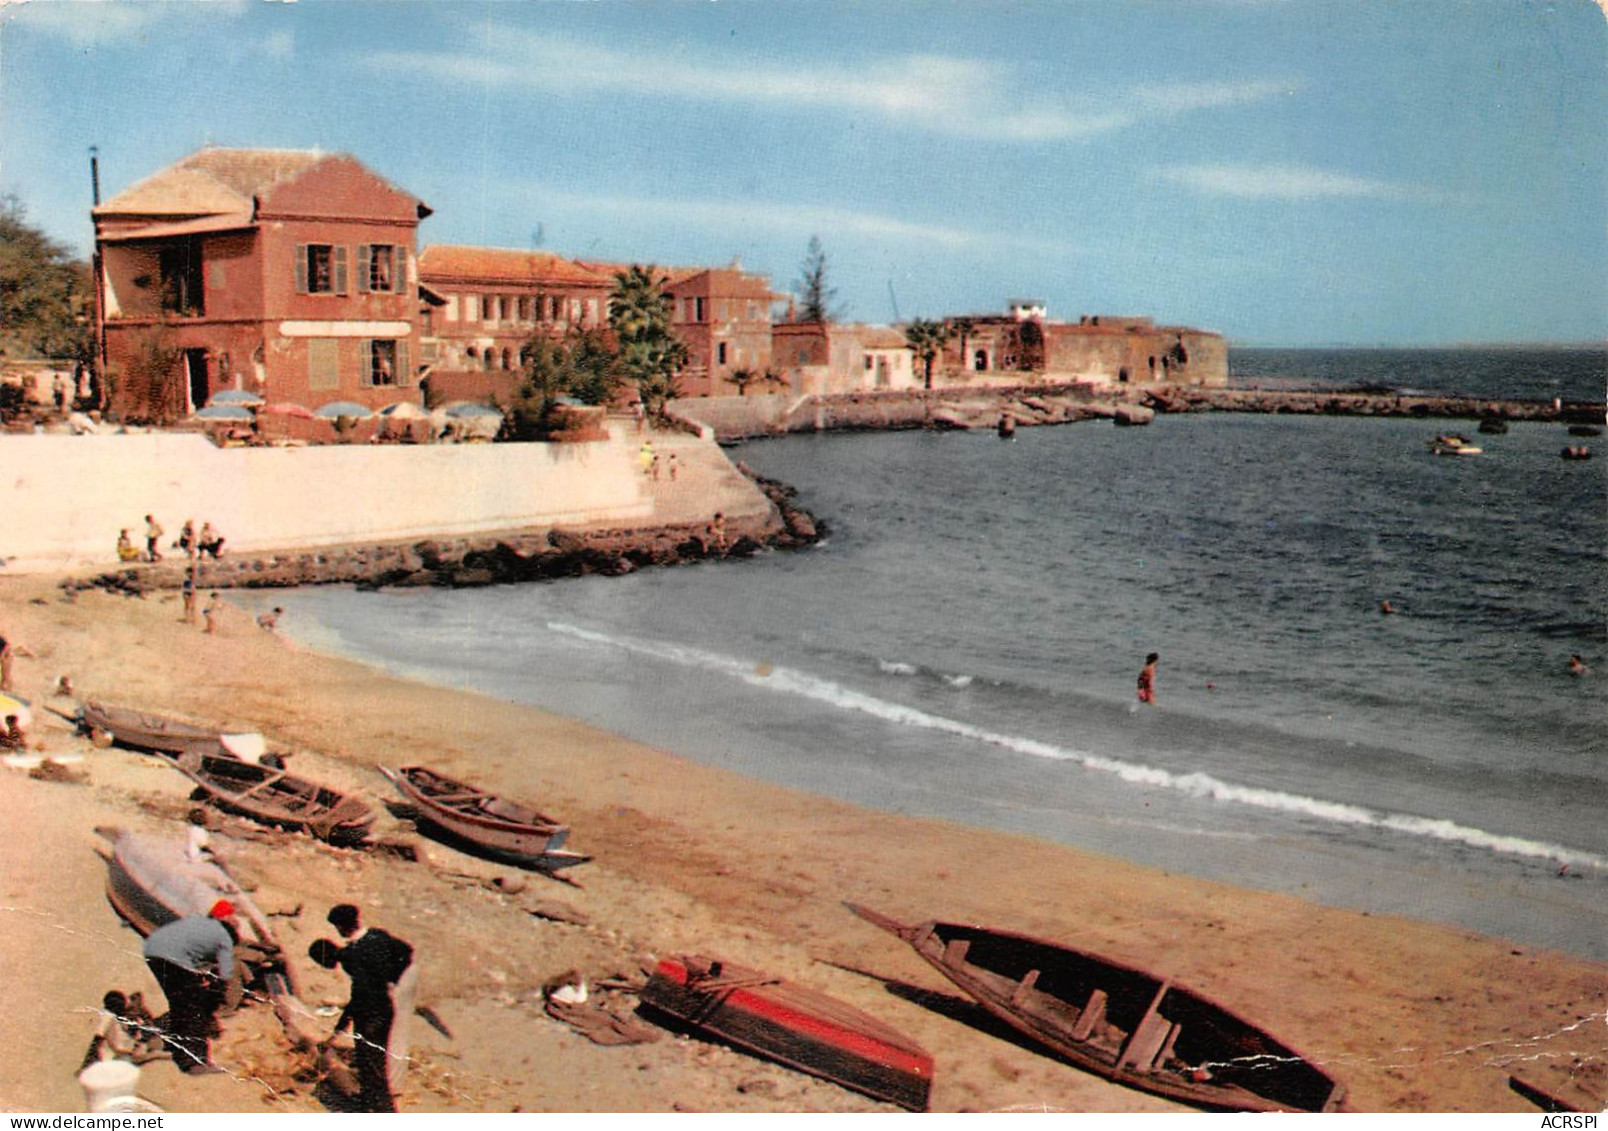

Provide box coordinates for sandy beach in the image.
[1,570,1604,1115]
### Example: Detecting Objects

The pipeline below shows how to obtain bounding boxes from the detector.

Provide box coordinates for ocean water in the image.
[257,350,1608,960]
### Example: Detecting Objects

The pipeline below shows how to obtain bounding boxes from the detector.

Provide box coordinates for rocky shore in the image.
[76,468,822,596]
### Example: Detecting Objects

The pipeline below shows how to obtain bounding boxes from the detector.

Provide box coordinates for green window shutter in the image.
[397,340,411,386]
[356,245,371,293]
[360,339,372,386]
[308,339,339,390]
[295,245,308,294]
[334,246,349,295]
[394,246,406,294]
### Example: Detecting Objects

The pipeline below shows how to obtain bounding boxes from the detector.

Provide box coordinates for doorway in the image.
[185,349,209,413]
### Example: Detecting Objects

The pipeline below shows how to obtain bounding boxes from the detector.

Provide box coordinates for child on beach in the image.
[202,593,222,635]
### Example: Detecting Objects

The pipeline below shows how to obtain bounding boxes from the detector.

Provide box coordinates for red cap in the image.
[208,899,235,919]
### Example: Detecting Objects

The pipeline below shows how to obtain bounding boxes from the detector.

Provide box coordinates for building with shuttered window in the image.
[92,147,431,419]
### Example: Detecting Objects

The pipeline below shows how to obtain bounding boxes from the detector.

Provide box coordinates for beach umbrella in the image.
[313,401,375,419]
[377,401,429,420]
[442,402,504,419]
[0,693,33,729]
[208,390,264,406]
[193,403,255,421]
[259,402,315,419]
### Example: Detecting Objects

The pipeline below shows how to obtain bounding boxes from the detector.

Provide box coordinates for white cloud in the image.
[9,0,247,48]
[1156,163,1446,202]
[370,29,1285,144]
[488,180,1073,256]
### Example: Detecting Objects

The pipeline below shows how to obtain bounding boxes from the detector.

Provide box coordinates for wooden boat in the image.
[846,904,1344,1113]
[94,827,319,1049]
[174,750,374,846]
[1509,1074,1602,1113]
[378,765,589,872]
[77,700,264,761]
[639,954,933,1111]
[1429,434,1481,456]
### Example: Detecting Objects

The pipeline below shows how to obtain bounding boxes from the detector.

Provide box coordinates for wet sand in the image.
[1,574,1604,1114]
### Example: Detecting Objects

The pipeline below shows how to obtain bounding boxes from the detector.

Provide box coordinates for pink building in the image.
[93,148,431,420]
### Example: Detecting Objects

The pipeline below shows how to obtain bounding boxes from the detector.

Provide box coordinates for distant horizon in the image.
[4,1,1604,349]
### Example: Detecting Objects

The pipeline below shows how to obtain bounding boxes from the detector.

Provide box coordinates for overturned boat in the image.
[639,954,934,1111]
[846,904,1343,1113]
[78,701,265,761]
[94,827,319,1049]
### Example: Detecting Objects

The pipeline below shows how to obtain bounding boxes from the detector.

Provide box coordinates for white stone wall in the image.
[0,429,653,571]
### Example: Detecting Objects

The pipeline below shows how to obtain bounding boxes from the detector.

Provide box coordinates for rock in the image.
[1113,404,1155,427]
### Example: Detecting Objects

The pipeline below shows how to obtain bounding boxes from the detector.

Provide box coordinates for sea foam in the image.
[548,620,1607,874]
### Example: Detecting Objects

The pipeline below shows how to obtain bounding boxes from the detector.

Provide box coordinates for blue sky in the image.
[2,0,1604,346]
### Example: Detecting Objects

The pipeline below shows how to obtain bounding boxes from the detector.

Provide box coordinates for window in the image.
[465,295,480,322]
[308,339,340,390]
[296,244,348,295]
[484,294,497,323]
[357,244,402,293]
[717,342,728,365]
[518,296,532,322]
[363,339,409,387]
[693,297,707,322]
[159,242,204,316]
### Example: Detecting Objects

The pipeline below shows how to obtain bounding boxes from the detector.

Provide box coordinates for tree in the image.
[948,317,976,375]
[0,196,91,361]
[904,318,953,390]
[501,327,622,440]
[609,265,687,418]
[792,235,840,323]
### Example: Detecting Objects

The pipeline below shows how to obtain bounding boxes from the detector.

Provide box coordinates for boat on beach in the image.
[638,953,934,1111]
[378,764,589,872]
[173,750,375,845]
[77,700,265,761]
[845,904,1344,1113]
[94,826,319,1048]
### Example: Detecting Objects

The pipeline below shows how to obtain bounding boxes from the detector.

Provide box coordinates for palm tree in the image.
[903,319,953,390]
[609,266,688,417]
[948,317,976,375]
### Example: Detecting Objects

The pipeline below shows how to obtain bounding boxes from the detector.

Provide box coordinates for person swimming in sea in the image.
[1136,652,1159,705]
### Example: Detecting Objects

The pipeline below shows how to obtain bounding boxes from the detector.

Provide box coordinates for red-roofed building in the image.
[93,148,432,420]
[662,265,783,398]
[415,246,616,400]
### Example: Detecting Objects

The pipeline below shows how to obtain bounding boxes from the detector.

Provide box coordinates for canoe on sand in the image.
[378,764,589,872]
[845,903,1344,1113]
[639,953,934,1111]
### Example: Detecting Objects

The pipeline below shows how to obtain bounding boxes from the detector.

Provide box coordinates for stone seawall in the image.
[674,383,1605,441]
[77,470,822,595]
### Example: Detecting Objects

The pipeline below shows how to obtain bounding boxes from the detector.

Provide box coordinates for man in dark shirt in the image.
[142,900,237,1074]
[310,904,414,1112]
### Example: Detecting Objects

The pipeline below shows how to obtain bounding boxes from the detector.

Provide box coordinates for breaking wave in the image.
[547,621,1606,874]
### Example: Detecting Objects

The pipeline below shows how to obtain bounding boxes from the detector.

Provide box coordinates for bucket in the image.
[77,1059,140,1112]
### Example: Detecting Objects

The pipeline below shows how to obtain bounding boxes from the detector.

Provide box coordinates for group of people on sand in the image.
[87,898,414,1112]
[116,516,225,564]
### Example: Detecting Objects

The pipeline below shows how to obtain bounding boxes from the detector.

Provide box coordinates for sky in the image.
[1,0,1604,347]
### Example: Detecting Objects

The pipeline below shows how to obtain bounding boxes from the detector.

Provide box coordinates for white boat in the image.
[1429,434,1481,456]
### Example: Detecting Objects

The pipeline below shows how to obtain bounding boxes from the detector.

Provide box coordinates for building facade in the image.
[93,148,431,419]
[943,308,1227,387]
[662,266,781,398]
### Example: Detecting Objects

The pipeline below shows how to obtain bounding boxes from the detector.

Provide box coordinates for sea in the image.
[255,347,1608,960]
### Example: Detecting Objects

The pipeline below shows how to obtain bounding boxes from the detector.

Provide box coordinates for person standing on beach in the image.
[144,515,164,562]
[181,576,197,625]
[1136,652,1159,705]
[141,900,236,1074]
[310,904,415,1112]
[202,593,221,635]
[0,634,33,692]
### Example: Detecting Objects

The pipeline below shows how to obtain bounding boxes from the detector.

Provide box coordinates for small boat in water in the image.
[378,765,589,872]
[174,750,374,845]
[1561,445,1592,461]
[1477,417,1508,435]
[77,701,265,761]
[845,904,1344,1113]
[639,954,934,1111]
[1429,434,1482,456]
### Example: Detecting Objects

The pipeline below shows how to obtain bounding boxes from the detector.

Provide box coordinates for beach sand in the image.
[1,573,1603,1114]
